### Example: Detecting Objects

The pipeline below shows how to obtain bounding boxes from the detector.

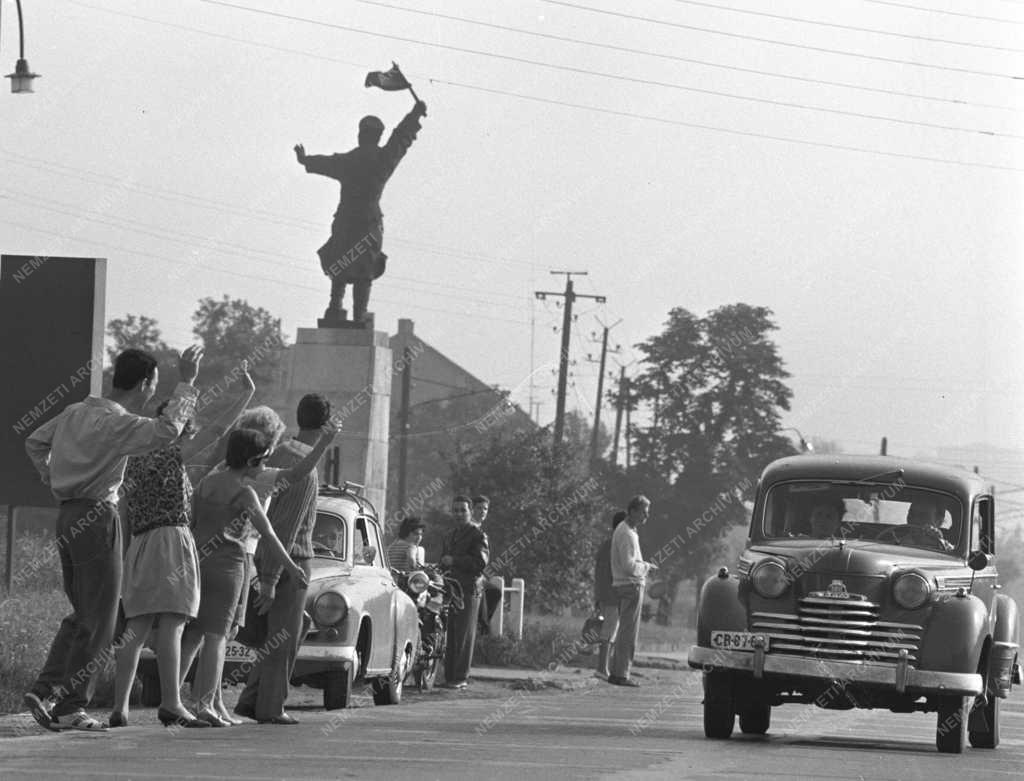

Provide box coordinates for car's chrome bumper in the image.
[688,645,984,696]
[296,644,356,663]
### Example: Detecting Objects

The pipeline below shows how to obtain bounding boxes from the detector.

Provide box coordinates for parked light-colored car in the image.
[139,485,420,710]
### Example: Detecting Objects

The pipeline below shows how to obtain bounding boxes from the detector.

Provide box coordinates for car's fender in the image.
[919,593,988,674]
[696,569,747,647]
[989,593,1020,697]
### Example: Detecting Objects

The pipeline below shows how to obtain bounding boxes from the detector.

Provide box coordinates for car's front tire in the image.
[703,671,736,739]
[738,702,771,735]
[373,646,411,706]
[324,662,355,710]
[968,695,1000,749]
[936,695,970,753]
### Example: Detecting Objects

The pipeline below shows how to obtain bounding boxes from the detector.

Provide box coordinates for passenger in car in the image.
[313,516,345,557]
[807,497,846,538]
[906,497,954,551]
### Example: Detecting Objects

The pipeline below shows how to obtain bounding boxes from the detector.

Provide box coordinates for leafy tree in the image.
[436,428,616,613]
[613,303,796,605]
[190,295,288,406]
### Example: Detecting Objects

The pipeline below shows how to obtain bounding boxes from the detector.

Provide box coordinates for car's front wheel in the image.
[738,702,771,735]
[703,671,736,739]
[936,695,970,753]
[323,661,356,710]
[373,646,411,706]
[968,694,1000,749]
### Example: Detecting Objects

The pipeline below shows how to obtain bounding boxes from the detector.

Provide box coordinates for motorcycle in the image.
[396,564,464,691]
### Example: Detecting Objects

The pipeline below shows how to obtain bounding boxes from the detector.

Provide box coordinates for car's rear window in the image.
[760,480,962,551]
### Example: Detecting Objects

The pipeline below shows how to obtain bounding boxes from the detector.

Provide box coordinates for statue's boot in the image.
[352,280,371,323]
[323,280,348,323]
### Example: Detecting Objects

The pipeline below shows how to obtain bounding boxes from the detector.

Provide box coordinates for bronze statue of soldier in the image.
[295,99,426,327]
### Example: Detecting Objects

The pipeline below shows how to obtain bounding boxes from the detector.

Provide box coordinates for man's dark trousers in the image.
[609,582,644,681]
[32,500,122,716]
[237,560,311,719]
[445,581,481,684]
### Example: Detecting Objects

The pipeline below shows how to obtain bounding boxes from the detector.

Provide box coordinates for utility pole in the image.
[880,436,888,456]
[625,386,632,470]
[535,271,605,446]
[612,366,626,466]
[587,318,622,463]
[397,345,413,511]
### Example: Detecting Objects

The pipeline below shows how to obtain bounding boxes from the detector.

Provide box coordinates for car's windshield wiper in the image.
[852,467,905,484]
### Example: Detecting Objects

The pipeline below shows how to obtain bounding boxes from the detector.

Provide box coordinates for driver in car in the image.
[905,497,954,551]
[807,497,846,538]
[313,517,344,557]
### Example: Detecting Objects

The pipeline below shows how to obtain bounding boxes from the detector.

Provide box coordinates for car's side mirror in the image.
[363,545,377,565]
[968,550,992,571]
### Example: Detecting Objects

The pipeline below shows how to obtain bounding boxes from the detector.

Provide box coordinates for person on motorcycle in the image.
[386,516,426,572]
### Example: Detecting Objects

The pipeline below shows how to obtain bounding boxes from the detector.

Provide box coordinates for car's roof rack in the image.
[318,482,379,519]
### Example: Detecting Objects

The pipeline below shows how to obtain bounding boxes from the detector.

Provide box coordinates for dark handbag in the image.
[234,580,269,649]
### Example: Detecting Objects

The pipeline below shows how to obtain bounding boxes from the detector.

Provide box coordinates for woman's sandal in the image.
[54,711,108,731]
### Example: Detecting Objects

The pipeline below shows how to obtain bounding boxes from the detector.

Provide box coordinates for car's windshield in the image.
[760,480,962,552]
[312,512,346,559]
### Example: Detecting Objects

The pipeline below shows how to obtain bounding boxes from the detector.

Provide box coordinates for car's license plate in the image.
[224,641,256,662]
[710,631,769,652]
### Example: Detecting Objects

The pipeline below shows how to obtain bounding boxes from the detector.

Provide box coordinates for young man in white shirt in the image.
[608,494,656,686]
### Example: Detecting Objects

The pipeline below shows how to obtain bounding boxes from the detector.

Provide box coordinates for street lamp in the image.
[4,1,40,93]
[780,427,813,453]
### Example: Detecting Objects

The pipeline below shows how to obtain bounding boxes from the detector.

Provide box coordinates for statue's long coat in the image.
[302,108,422,281]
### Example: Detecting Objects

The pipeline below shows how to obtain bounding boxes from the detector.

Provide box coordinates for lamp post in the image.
[780,427,813,453]
[4,0,40,93]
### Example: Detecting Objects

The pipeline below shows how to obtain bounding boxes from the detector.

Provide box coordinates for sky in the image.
[2,0,1023,492]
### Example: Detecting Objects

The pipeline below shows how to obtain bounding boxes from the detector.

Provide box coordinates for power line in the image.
[1,190,532,312]
[197,0,1021,139]
[541,0,1023,80]
[356,0,1020,112]
[669,0,1024,52]
[432,79,1024,173]
[860,0,1024,25]
[0,151,540,272]
[0,217,531,326]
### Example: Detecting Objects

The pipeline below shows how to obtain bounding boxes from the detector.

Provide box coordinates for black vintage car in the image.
[688,455,1021,753]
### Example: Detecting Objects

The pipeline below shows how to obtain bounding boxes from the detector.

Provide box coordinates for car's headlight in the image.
[751,559,790,598]
[313,592,348,626]
[407,570,430,594]
[892,572,932,610]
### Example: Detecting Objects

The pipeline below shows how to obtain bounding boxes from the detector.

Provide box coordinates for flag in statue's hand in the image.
[365,63,411,91]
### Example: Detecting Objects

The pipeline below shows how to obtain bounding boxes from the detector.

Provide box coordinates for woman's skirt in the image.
[122,525,201,619]
[193,541,247,635]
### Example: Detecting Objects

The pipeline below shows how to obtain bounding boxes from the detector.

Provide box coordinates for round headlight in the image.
[892,572,932,610]
[751,559,790,598]
[407,570,430,594]
[313,592,348,626]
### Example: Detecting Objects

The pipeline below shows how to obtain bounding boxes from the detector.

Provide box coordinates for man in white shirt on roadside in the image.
[608,494,656,687]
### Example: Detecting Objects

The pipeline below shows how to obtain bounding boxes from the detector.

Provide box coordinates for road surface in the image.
[0,668,1021,780]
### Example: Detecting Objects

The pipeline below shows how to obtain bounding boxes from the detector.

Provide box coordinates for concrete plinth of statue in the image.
[277,326,391,518]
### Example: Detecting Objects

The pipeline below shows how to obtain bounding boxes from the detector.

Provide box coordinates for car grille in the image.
[751,597,922,662]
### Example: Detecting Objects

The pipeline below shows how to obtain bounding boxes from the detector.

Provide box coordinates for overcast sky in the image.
[2,0,1022,479]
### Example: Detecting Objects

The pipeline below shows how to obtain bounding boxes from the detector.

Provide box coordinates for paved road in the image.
[1,668,1021,780]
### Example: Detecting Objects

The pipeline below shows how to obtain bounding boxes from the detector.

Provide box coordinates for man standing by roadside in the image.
[440,495,489,688]
[593,510,627,680]
[23,347,202,731]
[472,495,500,635]
[235,394,332,725]
[608,495,655,687]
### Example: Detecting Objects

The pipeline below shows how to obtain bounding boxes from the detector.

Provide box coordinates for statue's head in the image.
[358,115,384,147]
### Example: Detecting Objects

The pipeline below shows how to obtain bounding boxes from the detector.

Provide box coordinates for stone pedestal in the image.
[277,327,391,519]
